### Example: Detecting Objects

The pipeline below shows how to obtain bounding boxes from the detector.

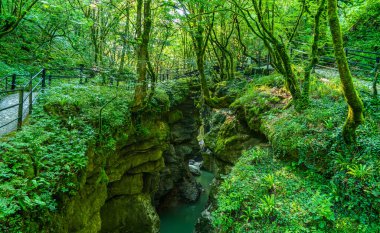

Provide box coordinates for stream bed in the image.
[159,171,214,233]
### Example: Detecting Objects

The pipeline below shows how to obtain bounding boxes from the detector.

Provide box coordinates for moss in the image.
[231,79,288,132]
[210,69,379,231]
[101,194,159,233]
[129,157,165,174]
[328,0,364,144]
[168,110,183,124]
[107,148,164,182]
[108,174,144,197]
[206,113,259,165]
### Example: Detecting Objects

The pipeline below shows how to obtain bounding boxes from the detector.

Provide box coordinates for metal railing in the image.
[0,66,198,137]
[290,43,380,80]
[0,70,46,135]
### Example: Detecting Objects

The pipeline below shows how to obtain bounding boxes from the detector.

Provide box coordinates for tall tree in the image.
[118,3,131,73]
[133,0,152,109]
[301,0,326,107]
[179,0,216,99]
[327,0,364,143]
[210,11,237,80]
[231,0,303,109]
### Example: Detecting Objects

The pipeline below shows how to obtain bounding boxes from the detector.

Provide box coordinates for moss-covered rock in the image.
[107,148,164,182]
[108,174,144,197]
[168,110,183,124]
[203,108,264,174]
[101,194,160,233]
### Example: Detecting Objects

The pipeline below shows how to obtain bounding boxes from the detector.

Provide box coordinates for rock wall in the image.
[202,108,264,176]
[156,96,202,206]
[51,119,169,233]
[50,89,201,233]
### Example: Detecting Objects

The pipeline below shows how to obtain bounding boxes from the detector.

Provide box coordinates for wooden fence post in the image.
[17,89,24,130]
[29,75,33,114]
[11,74,16,90]
[258,51,261,67]
[42,69,46,91]
[79,65,84,84]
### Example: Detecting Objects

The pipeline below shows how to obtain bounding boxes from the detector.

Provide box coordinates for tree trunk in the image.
[196,49,210,99]
[301,0,325,107]
[194,8,211,99]
[327,0,364,144]
[275,42,302,106]
[133,0,152,109]
[119,7,130,73]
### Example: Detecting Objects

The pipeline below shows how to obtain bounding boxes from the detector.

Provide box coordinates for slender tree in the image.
[179,0,216,99]
[327,0,364,143]
[231,0,303,109]
[301,0,326,107]
[133,0,152,109]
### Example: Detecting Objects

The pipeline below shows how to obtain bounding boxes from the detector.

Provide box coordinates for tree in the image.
[210,10,237,80]
[231,0,303,109]
[327,0,364,143]
[69,0,126,65]
[0,0,39,38]
[301,0,326,107]
[179,0,216,100]
[133,0,152,109]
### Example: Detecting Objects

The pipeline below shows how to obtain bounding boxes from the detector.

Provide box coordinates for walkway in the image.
[315,67,379,94]
[0,92,37,136]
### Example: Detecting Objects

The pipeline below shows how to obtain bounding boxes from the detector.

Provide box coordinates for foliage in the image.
[0,74,194,231]
[0,84,131,231]
[341,0,380,51]
[212,145,379,232]
[154,78,191,109]
[212,70,380,232]
[0,0,379,231]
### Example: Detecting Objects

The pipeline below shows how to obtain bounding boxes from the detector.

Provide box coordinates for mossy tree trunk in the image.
[181,2,215,100]
[133,0,152,110]
[119,6,131,73]
[210,14,236,80]
[194,6,212,100]
[327,0,364,144]
[301,0,326,107]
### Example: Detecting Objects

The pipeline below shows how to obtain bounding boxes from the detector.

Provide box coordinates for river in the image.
[159,171,214,233]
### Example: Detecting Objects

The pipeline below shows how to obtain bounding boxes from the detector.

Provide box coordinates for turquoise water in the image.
[159,171,214,233]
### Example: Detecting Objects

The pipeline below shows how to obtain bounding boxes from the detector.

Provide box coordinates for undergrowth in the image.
[212,147,379,232]
[212,73,380,232]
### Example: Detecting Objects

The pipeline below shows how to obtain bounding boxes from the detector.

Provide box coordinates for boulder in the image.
[179,179,201,203]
